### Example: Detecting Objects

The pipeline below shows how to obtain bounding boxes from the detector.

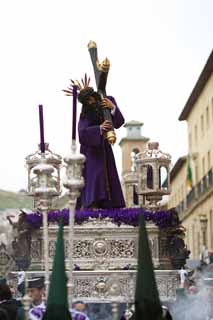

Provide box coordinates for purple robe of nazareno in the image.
[78,96,125,209]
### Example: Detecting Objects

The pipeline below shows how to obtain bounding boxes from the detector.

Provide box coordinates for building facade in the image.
[168,51,213,259]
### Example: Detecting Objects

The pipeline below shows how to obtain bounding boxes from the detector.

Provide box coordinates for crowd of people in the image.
[0,276,178,320]
[0,276,90,320]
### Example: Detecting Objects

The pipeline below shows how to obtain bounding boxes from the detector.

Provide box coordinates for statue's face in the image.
[87,96,96,105]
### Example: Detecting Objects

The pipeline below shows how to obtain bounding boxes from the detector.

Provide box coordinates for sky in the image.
[0,0,212,192]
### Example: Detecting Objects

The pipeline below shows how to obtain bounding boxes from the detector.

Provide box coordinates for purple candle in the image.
[38,104,45,153]
[72,85,77,141]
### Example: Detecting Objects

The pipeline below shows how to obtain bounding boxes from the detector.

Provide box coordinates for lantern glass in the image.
[159,166,168,189]
[147,165,153,189]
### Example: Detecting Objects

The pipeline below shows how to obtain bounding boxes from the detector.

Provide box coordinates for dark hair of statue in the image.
[79,89,104,125]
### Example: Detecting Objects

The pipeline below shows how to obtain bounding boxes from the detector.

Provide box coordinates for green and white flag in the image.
[186,155,193,190]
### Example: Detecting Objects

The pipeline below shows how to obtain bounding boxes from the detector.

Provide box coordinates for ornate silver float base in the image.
[11,269,179,302]
[27,219,179,302]
[30,220,161,270]
[72,270,179,302]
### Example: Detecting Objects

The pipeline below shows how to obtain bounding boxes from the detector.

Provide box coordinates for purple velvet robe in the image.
[78,96,125,208]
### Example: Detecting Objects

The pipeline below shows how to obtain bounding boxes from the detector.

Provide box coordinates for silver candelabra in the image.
[26,145,61,294]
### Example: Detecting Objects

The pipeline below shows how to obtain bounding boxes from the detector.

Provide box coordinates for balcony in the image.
[176,168,213,218]
[186,187,195,207]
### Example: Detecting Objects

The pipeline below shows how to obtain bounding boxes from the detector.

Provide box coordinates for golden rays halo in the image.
[62,73,91,96]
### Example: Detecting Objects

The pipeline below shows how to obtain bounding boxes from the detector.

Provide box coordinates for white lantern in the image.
[135,142,171,208]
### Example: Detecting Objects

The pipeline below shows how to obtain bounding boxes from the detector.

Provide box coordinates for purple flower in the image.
[26,207,179,230]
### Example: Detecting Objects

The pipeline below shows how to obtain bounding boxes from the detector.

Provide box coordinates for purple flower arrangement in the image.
[26,207,178,230]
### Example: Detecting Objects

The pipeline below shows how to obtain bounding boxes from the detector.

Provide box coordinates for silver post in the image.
[67,194,76,306]
[111,302,119,320]
[42,206,49,294]
[109,282,120,320]
[22,272,31,320]
[29,153,61,298]
[63,140,85,308]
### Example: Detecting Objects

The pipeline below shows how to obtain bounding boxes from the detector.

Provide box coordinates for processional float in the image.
[0,41,190,320]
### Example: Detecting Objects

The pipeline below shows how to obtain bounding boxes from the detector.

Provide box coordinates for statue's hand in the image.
[100,120,113,133]
[100,98,114,110]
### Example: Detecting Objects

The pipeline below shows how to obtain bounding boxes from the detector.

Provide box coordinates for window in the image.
[208,151,211,170]
[201,114,204,135]
[194,124,198,144]
[210,210,213,249]
[181,184,184,199]
[159,166,168,189]
[189,133,192,148]
[141,165,153,189]
[131,148,140,171]
[179,188,182,203]
[132,148,140,154]
[202,156,205,175]
[146,165,153,189]
[206,106,209,129]
[195,159,199,183]
[197,231,200,257]
[192,224,195,257]
[186,229,190,249]
[212,97,213,120]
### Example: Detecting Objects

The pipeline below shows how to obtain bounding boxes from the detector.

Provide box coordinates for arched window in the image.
[147,165,153,189]
[141,164,154,190]
[131,148,140,171]
[133,184,138,205]
[132,148,140,154]
[159,166,168,189]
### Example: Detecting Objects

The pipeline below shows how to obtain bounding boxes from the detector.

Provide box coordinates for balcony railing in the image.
[186,187,195,207]
[176,168,213,216]
[208,168,213,185]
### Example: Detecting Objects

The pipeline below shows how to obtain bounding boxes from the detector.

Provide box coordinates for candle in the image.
[38,104,45,153]
[72,85,77,141]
